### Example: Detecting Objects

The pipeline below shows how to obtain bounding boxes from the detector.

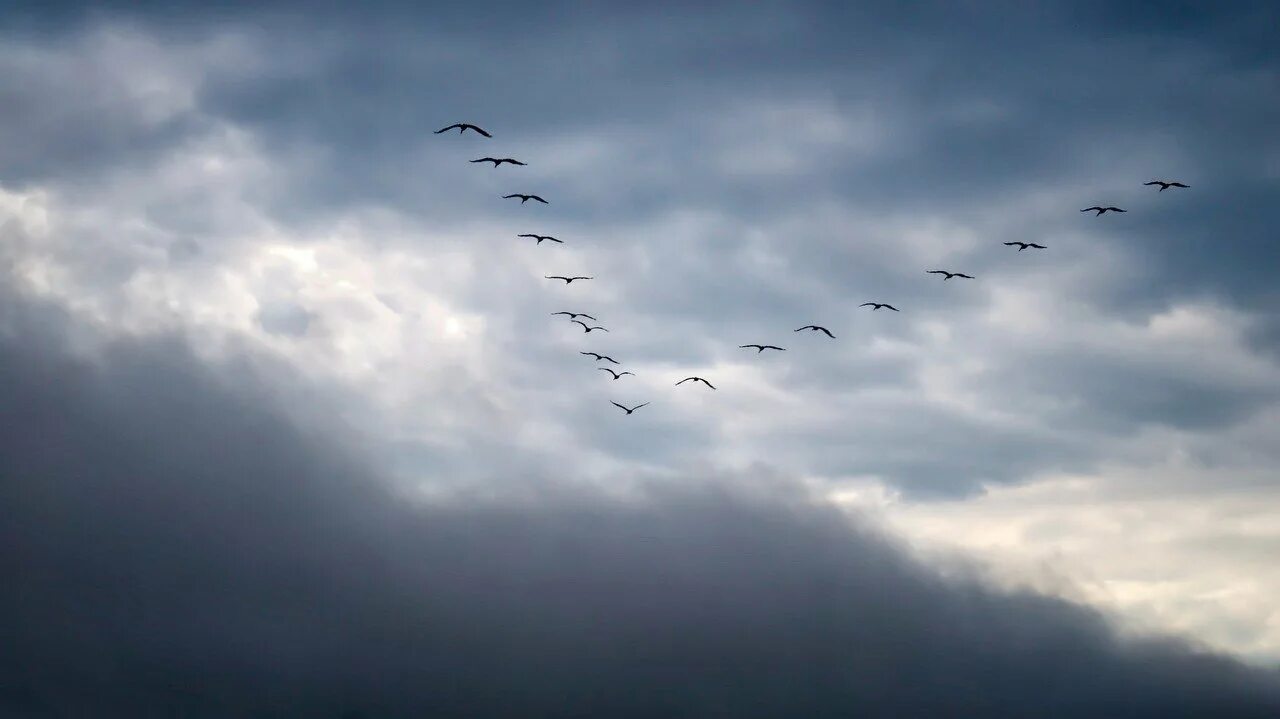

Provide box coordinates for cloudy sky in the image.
[3,1,1280,715]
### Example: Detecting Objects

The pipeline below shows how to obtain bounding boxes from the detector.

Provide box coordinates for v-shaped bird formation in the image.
[437,122,1189,417]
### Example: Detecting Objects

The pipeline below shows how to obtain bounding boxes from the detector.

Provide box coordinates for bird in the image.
[519,234,562,244]
[795,325,835,338]
[581,351,620,364]
[859,302,899,311]
[599,368,634,380]
[472,157,526,167]
[545,275,593,284]
[1004,241,1047,251]
[739,344,786,353]
[572,320,608,333]
[434,123,491,137]
[926,270,975,280]
[504,193,548,204]
[1081,206,1126,215]
[1144,180,1189,192]
[552,311,596,321]
[675,376,716,390]
[611,401,649,415]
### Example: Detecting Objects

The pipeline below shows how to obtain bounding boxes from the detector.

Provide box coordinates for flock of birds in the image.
[435,121,1190,416]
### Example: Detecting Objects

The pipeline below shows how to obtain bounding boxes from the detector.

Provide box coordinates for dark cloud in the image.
[2,284,1278,717]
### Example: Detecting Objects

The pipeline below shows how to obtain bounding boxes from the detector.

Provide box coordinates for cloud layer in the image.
[3,284,1279,716]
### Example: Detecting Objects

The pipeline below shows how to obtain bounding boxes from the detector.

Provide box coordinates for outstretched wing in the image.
[885,305,899,311]
[955,273,975,279]
[504,194,523,199]
[1170,182,1189,188]
[926,270,948,275]
[531,195,549,204]
[633,403,649,410]
[600,356,619,364]
[620,371,634,377]
[1081,207,1102,212]
[435,124,462,133]
[699,378,717,389]
[610,401,628,412]
[818,327,834,338]
[572,320,588,329]
[675,377,692,385]
[462,124,492,137]
[598,368,616,377]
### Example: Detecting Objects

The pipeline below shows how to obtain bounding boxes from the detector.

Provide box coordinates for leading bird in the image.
[611,401,649,415]
[546,275,593,284]
[519,234,562,244]
[676,376,716,390]
[1081,206,1126,215]
[1145,180,1189,192]
[860,302,899,311]
[739,344,786,353]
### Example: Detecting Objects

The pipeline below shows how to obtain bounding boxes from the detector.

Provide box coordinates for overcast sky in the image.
[2,1,1279,715]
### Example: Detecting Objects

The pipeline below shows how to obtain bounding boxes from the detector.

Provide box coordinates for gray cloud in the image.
[2,280,1279,717]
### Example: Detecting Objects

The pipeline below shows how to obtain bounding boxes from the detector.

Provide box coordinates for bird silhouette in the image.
[472,157,526,167]
[926,270,975,280]
[1081,206,1126,215]
[675,376,716,390]
[553,311,596,321]
[572,320,608,333]
[611,401,649,415]
[434,123,491,137]
[1004,242,1047,251]
[859,302,899,311]
[519,234,562,244]
[1144,180,1189,192]
[795,325,835,338]
[739,344,786,353]
[504,193,549,204]
[546,275,593,284]
[581,351,620,364]
[599,368,635,380]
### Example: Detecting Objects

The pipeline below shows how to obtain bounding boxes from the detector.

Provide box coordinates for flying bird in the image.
[504,193,549,204]
[599,368,635,380]
[434,123,491,137]
[1081,206,1126,215]
[581,351,620,364]
[1004,242,1047,251]
[472,157,526,167]
[545,275,593,284]
[519,234,562,244]
[611,401,649,415]
[739,344,786,353]
[552,311,596,321]
[859,302,899,311]
[926,270,975,280]
[1144,180,1189,192]
[795,325,835,338]
[572,320,608,333]
[675,376,716,390]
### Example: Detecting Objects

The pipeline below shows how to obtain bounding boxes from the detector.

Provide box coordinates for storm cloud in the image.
[3,283,1279,717]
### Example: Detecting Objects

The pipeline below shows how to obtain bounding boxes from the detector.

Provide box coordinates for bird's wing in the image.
[471,127,492,137]
[504,194,521,198]
[1030,244,1046,248]
[509,160,527,165]
[634,403,649,410]
[532,196,548,203]
[886,305,899,311]
[1144,182,1160,186]
[819,328,834,338]
[1171,182,1189,187]
[763,346,785,351]
[573,277,593,281]
[739,344,759,349]
[620,372,634,376]
[580,351,596,357]
[956,273,975,278]
[470,158,494,163]
[598,367,614,375]
[926,270,947,274]
[572,320,588,328]
[676,378,691,385]
[594,327,609,332]
[579,313,596,321]
[602,356,619,364]
[552,312,571,316]
[610,402,628,411]
[548,237,563,243]
[859,303,876,307]
[519,234,539,238]
[435,124,461,133]
[701,379,716,389]
[1081,207,1102,212]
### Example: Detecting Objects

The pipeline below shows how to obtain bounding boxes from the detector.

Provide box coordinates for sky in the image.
[2,0,1279,715]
